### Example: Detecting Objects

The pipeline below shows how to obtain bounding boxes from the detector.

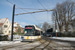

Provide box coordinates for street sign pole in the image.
[55,17,57,37]
[11,4,15,41]
[56,30,57,37]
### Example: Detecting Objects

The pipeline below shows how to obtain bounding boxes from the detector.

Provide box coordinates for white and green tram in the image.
[21,25,42,41]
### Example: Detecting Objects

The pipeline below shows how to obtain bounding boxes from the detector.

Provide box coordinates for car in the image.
[42,33,46,36]
[45,32,52,37]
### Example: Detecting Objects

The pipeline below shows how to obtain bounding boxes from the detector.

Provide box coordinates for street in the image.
[0,36,75,50]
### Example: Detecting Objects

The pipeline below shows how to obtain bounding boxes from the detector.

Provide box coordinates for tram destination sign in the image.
[25,27,32,29]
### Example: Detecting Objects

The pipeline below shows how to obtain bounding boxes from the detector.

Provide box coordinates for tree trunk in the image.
[66,24,68,32]
[60,26,63,32]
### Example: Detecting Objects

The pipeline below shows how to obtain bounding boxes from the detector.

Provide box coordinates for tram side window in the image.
[35,30,40,36]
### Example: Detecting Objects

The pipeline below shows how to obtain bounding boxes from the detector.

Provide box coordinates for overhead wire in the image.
[15,9,53,15]
[37,0,48,22]
[37,0,46,9]
[6,0,39,23]
[15,8,46,10]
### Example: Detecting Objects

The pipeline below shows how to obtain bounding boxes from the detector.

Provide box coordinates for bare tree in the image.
[48,25,51,29]
[37,23,42,28]
[42,22,49,31]
[52,1,75,32]
[17,26,21,33]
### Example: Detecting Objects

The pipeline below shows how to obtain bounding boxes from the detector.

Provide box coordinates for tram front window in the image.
[24,29,34,36]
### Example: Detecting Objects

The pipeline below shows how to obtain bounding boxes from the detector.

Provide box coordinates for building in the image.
[0,18,24,35]
[13,22,24,33]
[0,18,11,35]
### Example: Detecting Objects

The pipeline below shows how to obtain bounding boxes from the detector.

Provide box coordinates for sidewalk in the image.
[49,37,75,41]
[0,39,21,45]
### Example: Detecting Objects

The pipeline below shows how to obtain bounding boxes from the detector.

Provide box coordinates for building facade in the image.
[0,18,11,35]
[0,18,24,35]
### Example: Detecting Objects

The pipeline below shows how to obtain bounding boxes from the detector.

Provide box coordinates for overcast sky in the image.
[0,0,75,27]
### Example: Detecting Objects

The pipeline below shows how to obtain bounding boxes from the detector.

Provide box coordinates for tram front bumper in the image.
[22,39,37,42]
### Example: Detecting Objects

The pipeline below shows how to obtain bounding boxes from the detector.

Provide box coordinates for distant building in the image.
[0,18,11,35]
[13,22,24,33]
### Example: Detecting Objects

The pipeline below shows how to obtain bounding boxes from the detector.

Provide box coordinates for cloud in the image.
[18,22,34,27]
[6,2,13,8]
[19,22,28,26]
[32,12,52,23]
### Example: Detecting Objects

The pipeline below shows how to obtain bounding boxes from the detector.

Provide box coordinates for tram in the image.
[21,25,42,41]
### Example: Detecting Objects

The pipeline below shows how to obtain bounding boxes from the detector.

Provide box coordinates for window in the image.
[4,25,7,28]
[5,31,7,33]
[9,31,10,33]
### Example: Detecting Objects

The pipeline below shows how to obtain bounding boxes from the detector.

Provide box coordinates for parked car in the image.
[45,32,52,37]
[42,33,46,36]
[51,32,61,37]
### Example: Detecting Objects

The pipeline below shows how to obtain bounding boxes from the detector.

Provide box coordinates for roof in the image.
[14,22,23,28]
[0,23,3,26]
[14,22,18,27]
[0,18,8,26]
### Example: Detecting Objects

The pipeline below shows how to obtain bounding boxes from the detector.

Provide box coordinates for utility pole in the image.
[11,4,15,41]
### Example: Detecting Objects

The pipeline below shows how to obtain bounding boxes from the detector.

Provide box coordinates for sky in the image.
[0,0,75,27]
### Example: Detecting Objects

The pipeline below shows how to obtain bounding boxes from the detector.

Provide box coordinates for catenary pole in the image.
[11,4,15,41]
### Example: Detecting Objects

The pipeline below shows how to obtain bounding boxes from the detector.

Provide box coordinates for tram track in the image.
[1,36,75,50]
[0,42,30,50]
[0,37,52,50]
[3,40,42,50]
[5,40,43,50]
[2,36,74,50]
[29,39,51,50]
[30,39,46,50]
[41,36,75,50]
[1,39,45,50]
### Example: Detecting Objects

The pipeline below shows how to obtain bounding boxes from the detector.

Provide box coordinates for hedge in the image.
[13,32,24,36]
[0,35,8,41]
[61,31,75,37]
